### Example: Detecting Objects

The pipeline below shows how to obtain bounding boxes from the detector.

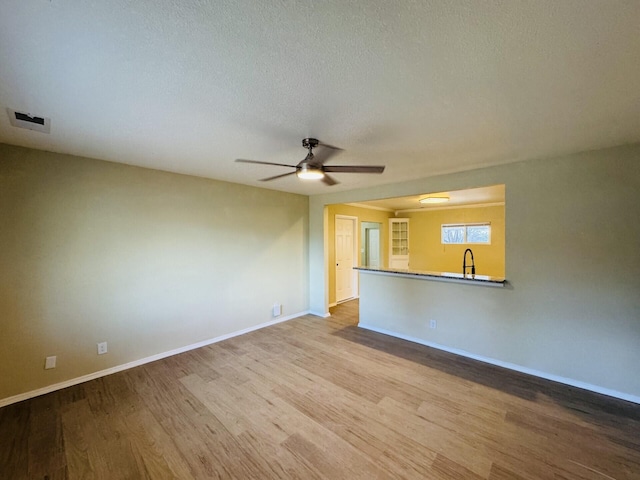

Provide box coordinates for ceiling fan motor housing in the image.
[302,138,319,150]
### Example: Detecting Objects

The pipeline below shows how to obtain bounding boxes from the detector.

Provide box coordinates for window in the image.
[442,223,491,244]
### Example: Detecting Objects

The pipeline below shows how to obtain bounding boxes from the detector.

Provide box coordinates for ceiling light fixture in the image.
[419,195,450,204]
[296,164,324,180]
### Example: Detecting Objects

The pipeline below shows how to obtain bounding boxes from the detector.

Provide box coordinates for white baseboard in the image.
[358,323,640,405]
[308,310,331,318]
[0,311,309,408]
[336,295,359,304]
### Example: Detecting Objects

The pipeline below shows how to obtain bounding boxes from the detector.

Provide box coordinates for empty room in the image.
[1,1,639,479]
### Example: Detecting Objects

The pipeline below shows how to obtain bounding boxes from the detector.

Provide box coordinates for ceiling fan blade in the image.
[235,159,297,168]
[322,174,339,186]
[313,145,344,165]
[317,141,342,150]
[323,165,385,174]
[259,171,296,182]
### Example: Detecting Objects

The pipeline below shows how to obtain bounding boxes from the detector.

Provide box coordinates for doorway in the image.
[335,215,358,303]
[361,222,381,268]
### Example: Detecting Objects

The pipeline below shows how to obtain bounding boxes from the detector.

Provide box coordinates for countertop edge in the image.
[354,267,506,288]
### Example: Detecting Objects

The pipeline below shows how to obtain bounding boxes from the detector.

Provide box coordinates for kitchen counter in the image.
[354,266,506,287]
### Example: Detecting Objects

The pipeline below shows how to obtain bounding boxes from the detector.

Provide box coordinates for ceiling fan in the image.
[235,138,385,186]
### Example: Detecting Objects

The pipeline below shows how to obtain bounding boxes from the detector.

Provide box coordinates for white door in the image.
[366,228,380,268]
[336,216,356,302]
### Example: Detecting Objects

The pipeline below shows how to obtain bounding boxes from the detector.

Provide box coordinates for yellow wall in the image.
[405,205,505,277]
[0,143,309,402]
[326,204,394,305]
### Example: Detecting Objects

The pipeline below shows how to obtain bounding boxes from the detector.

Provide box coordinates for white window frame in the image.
[441,222,491,245]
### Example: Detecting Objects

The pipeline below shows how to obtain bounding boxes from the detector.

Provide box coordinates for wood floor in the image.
[2,300,640,479]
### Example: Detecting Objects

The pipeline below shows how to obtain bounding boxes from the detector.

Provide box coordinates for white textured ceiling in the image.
[1,1,639,195]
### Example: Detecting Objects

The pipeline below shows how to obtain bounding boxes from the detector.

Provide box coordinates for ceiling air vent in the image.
[7,108,51,134]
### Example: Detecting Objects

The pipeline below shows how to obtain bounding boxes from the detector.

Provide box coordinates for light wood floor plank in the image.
[2,299,640,479]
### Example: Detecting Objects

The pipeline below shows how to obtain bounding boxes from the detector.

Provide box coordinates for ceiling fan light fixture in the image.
[296,164,324,180]
[419,195,450,204]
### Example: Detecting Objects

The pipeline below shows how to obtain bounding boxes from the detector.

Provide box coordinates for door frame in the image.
[335,215,359,304]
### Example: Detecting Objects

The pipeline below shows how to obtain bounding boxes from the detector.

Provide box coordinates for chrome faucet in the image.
[463,248,475,277]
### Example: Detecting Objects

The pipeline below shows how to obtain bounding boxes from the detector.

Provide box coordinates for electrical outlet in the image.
[429,319,437,329]
[97,342,108,355]
[272,303,282,317]
[45,356,56,369]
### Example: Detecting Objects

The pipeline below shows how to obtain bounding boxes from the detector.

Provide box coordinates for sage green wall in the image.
[326,204,394,305]
[0,144,309,401]
[310,144,640,398]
